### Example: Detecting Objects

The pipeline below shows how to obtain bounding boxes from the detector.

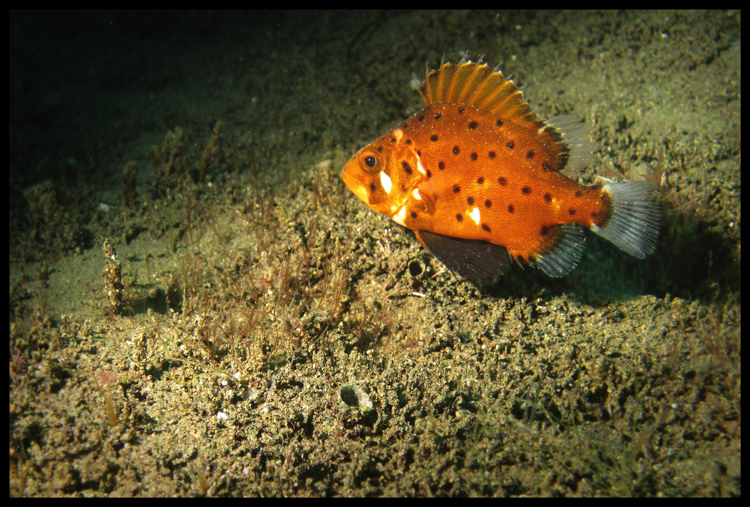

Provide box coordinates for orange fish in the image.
[341,60,660,281]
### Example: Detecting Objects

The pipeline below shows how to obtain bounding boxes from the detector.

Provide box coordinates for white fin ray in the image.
[593,181,660,258]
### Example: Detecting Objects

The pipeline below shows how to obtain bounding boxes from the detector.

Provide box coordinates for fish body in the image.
[341,61,660,281]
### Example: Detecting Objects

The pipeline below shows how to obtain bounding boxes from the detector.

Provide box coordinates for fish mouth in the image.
[340,164,367,204]
[339,165,353,190]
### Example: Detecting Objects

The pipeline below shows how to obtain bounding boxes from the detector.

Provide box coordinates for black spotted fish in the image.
[341,60,660,282]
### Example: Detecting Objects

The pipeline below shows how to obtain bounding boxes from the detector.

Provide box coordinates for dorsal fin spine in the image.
[446,64,461,103]
[460,64,489,105]
[475,74,508,110]
[437,64,451,104]
[453,65,470,103]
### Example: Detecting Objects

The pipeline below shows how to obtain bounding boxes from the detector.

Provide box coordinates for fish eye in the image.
[359,151,380,173]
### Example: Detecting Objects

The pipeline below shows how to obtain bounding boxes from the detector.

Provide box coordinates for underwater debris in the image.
[102,238,124,315]
[198,121,223,184]
[122,161,138,207]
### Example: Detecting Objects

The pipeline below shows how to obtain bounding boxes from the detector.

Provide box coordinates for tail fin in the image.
[591,181,660,258]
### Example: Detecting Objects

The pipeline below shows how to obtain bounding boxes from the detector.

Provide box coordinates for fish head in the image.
[341,128,422,219]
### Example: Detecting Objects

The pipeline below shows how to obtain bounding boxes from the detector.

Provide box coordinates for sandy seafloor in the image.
[9,11,740,496]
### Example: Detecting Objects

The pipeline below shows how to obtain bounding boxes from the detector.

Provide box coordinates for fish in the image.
[341,60,660,282]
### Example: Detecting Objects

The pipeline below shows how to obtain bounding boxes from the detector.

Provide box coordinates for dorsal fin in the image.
[418,62,547,126]
[418,61,571,171]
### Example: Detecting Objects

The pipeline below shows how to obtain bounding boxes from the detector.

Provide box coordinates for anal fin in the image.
[416,230,510,283]
[532,223,586,278]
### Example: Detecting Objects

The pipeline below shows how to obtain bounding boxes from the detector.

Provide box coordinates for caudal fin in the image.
[591,181,660,258]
